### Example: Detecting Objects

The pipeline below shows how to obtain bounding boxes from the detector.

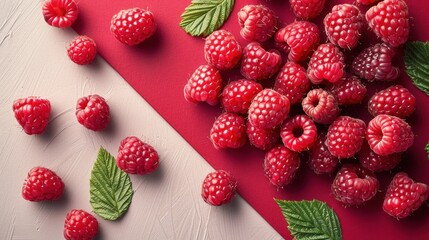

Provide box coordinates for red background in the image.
[73,0,429,239]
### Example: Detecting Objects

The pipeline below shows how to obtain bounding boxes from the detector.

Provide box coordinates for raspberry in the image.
[117,136,159,175]
[302,89,340,125]
[75,94,110,131]
[366,0,409,47]
[280,115,317,153]
[308,132,339,175]
[274,21,320,62]
[248,89,290,129]
[184,65,223,106]
[22,167,64,201]
[263,145,301,188]
[67,35,97,65]
[64,209,98,240]
[366,114,414,156]
[357,0,380,5]
[327,75,367,105]
[324,4,364,49]
[289,0,327,20]
[368,85,416,118]
[221,79,263,114]
[358,142,401,172]
[332,164,380,205]
[13,96,51,135]
[246,122,280,150]
[210,113,247,149]
[42,0,78,28]
[240,42,282,81]
[201,170,237,206]
[238,5,278,42]
[110,8,156,46]
[383,172,429,219]
[204,30,242,70]
[327,116,366,159]
[351,43,399,82]
[307,43,345,84]
[274,62,310,105]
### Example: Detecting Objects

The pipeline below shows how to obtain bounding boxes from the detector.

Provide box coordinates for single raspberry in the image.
[238,5,278,42]
[357,0,380,5]
[366,114,414,156]
[42,0,78,28]
[13,96,51,135]
[22,167,64,201]
[366,0,409,47]
[324,4,364,49]
[221,79,263,114]
[67,35,97,65]
[110,8,156,46]
[289,0,327,20]
[210,113,247,149]
[274,21,320,62]
[332,164,380,205]
[302,89,340,125]
[308,43,345,84]
[327,75,367,105]
[204,30,242,70]
[64,209,98,240]
[117,136,159,175]
[75,94,110,131]
[383,172,429,219]
[264,145,301,188]
[274,62,310,105]
[327,116,366,159]
[351,43,399,82]
[368,85,416,118]
[308,132,339,175]
[184,65,223,106]
[358,142,401,172]
[248,89,290,129]
[280,115,317,153]
[246,121,280,150]
[240,42,282,81]
[201,170,237,206]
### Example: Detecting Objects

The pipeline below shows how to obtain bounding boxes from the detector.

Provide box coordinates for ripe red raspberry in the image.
[351,43,399,82]
[308,132,339,175]
[356,0,380,5]
[184,65,222,106]
[204,30,242,70]
[366,0,409,47]
[307,43,345,84]
[201,170,237,206]
[366,114,414,156]
[117,136,159,175]
[368,85,416,118]
[240,42,282,81]
[302,89,340,125]
[280,115,317,153]
[13,96,51,135]
[238,5,278,42]
[210,113,247,149]
[246,122,280,150]
[248,89,290,129]
[110,8,156,46]
[22,167,64,201]
[332,164,380,205]
[67,35,97,65]
[221,79,263,114]
[42,0,78,28]
[327,75,367,105]
[75,94,110,131]
[274,62,310,105]
[327,116,366,159]
[383,172,429,219]
[289,0,327,20]
[264,145,301,188]
[358,142,401,172]
[324,4,364,49]
[64,209,98,240]
[274,21,320,62]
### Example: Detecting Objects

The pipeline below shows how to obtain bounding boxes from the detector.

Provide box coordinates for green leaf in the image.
[405,41,429,96]
[275,199,342,240]
[90,147,133,221]
[179,0,234,37]
[426,142,429,160]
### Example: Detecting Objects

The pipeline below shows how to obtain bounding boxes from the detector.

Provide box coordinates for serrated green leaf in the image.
[90,147,133,221]
[426,142,429,160]
[275,199,342,240]
[405,41,429,96]
[179,0,234,37]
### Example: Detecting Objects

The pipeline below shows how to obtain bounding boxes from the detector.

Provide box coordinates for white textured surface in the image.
[0,1,282,239]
